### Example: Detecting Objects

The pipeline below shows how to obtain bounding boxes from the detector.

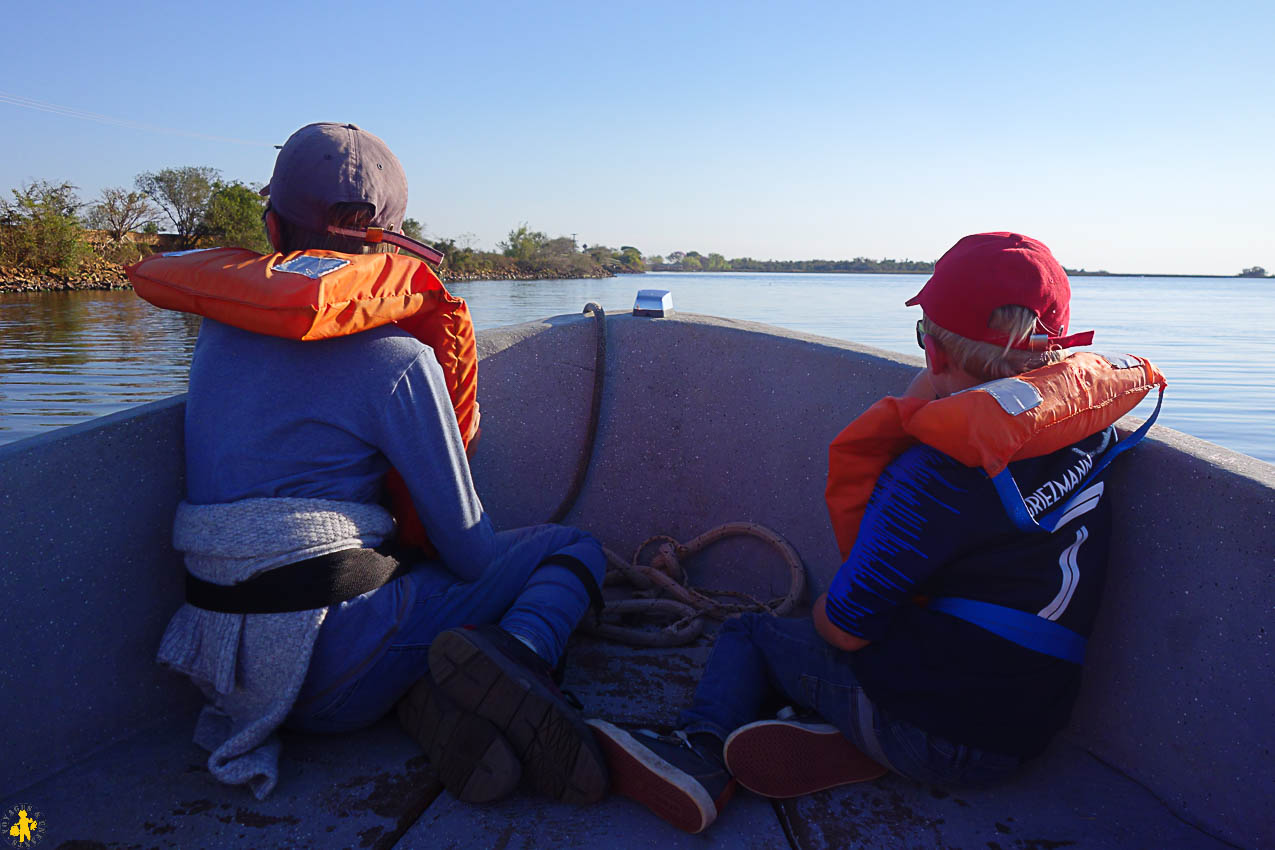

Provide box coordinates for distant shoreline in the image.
[647,269,1264,280]
[2,267,1265,294]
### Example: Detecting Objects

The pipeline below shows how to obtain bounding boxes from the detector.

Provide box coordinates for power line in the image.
[0,90,275,148]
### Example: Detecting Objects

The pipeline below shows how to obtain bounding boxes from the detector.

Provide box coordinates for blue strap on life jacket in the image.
[992,384,1165,534]
[928,597,1087,663]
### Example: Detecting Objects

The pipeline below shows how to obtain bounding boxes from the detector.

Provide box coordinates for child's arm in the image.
[818,446,969,651]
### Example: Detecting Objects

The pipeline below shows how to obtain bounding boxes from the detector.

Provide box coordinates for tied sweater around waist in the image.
[157,497,395,799]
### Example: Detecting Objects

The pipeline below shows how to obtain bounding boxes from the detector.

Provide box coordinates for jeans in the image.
[286,524,604,734]
[679,613,1022,789]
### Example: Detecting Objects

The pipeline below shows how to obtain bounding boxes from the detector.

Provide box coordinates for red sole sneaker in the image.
[723,719,887,798]
[587,720,728,834]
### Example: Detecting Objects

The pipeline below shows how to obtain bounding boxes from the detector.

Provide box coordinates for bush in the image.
[100,240,151,265]
[200,181,269,253]
[0,180,90,273]
[500,224,547,260]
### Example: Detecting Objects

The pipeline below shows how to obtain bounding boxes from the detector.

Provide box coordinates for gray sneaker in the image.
[396,675,521,804]
[586,720,736,834]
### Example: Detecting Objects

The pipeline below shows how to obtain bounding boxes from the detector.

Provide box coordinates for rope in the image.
[584,522,806,647]
[546,302,607,524]
[542,303,807,647]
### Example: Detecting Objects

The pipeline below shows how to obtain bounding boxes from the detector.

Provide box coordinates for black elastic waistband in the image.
[185,546,410,614]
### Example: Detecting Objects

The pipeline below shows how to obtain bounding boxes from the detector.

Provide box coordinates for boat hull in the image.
[1,311,1270,846]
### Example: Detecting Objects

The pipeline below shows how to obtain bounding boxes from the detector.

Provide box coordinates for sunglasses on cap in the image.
[915,317,1095,351]
[327,225,445,264]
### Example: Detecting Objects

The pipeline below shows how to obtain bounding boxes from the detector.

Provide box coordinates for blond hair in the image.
[923,305,1066,381]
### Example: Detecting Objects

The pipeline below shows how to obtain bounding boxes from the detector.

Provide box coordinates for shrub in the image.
[0,180,90,272]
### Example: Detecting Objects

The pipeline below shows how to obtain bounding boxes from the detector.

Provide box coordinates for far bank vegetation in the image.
[0,170,645,289]
[5,175,1269,289]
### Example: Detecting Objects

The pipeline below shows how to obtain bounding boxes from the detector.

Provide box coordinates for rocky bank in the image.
[0,260,624,293]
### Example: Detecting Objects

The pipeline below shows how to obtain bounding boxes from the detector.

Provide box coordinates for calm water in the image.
[1,272,1271,464]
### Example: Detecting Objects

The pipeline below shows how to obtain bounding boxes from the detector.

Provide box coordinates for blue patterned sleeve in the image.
[824,445,972,640]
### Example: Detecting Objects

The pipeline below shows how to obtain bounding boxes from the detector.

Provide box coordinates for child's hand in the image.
[813,593,871,652]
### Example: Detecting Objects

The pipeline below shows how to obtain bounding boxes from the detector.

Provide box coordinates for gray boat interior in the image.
[1,312,1270,849]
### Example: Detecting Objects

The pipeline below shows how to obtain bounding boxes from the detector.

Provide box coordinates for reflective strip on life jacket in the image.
[991,383,1165,534]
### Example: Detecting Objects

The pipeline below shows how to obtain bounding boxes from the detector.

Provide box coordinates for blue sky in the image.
[2,0,1271,274]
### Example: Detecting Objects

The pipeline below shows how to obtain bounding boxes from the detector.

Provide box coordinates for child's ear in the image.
[264,209,283,252]
[923,334,950,374]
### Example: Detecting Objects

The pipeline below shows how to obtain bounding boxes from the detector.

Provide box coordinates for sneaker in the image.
[723,718,887,798]
[428,625,608,805]
[396,675,521,804]
[586,720,735,834]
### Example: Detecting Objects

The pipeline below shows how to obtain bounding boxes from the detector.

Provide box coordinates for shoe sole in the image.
[428,628,607,805]
[723,720,886,798]
[397,678,521,804]
[586,720,718,834]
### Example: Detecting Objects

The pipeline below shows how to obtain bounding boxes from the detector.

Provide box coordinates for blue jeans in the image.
[679,613,1022,788]
[286,524,604,733]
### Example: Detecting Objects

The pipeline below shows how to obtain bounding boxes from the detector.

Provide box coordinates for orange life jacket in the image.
[826,352,1167,559]
[127,247,479,554]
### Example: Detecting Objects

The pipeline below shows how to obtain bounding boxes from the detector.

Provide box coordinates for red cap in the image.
[907,232,1094,350]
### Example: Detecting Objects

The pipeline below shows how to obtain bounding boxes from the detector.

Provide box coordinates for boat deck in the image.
[20,637,1227,849]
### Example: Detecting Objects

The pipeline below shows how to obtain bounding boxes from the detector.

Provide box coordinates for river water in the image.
[1,272,1271,464]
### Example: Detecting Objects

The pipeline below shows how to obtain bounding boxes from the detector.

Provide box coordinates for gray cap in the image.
[263,122,407,233]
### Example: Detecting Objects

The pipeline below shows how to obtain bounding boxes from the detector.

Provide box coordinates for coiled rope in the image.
[587,523,806,647]
[547,302,807,646]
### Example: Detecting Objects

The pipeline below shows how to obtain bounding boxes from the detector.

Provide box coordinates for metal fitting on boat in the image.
[633,289,673,317]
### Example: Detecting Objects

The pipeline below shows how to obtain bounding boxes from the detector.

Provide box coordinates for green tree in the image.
[136,166,220,248]
[681,254,702,269]
[0,179,89,272]
[200,181,269,252]
[85,187,157,243]
[617,246,645,270]
[500,223,548,260]
[402,218,425,241]
[646,254,665,266]
[706,252,729,271]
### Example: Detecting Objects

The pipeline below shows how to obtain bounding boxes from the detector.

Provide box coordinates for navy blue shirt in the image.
[826,428,1116,757]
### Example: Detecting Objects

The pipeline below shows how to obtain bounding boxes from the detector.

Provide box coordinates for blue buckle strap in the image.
[993,384,1165,534]
[929,597,1087,663]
